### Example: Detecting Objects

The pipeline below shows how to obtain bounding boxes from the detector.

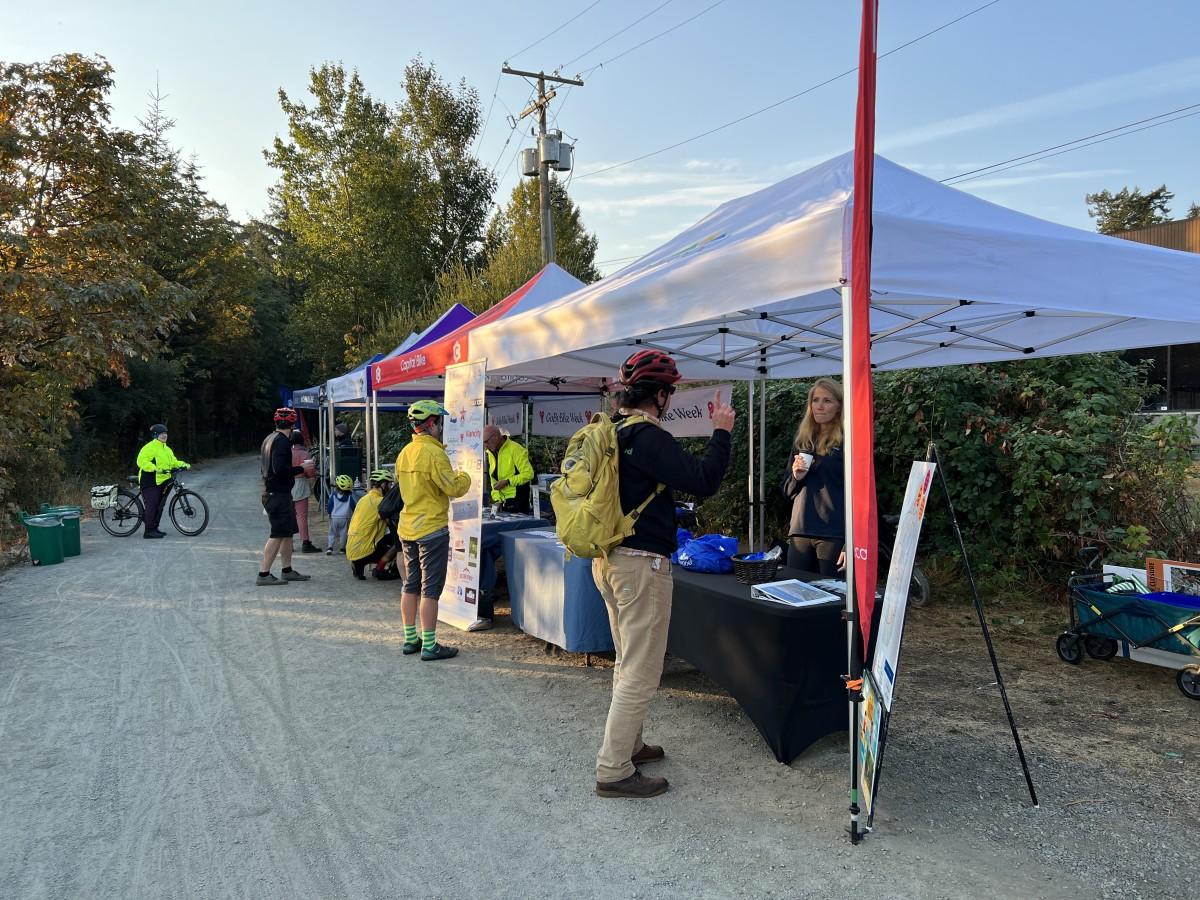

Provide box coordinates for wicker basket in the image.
[731,554,781,586]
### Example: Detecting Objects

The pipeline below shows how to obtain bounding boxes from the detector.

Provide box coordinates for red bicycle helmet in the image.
[274,407,298,425]
[619,349,682,387]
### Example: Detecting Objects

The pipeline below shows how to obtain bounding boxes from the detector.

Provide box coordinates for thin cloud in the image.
[578,181,771,215]
[881,56,1200,152]
[958,167,1129,191]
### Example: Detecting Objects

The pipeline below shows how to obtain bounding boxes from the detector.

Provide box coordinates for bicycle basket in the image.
[90,485,118,510]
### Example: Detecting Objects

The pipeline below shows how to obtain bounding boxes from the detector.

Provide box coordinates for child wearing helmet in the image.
[325,473,358,555]
[395,400,472,661]
[346,469,397,579]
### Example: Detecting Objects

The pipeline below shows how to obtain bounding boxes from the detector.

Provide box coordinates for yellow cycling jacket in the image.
[395,433,472,541]
[486,438,534,503]
[136,439,187,486]
[346,488,387,561]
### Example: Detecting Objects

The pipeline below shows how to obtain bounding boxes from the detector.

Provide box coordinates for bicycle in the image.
[99,469,210,537]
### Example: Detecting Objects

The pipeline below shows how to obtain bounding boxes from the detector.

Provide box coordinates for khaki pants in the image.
[592,551,674,783]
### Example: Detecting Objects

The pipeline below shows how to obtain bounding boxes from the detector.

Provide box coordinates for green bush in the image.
[697,354,1199,586]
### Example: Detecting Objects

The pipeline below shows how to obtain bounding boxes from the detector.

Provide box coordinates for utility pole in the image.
[501,66,583,266]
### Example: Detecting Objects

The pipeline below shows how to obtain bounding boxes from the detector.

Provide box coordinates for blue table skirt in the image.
[501,531,614,653]
[479,516,550,594]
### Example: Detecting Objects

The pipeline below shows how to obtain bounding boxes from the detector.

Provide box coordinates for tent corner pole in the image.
[757,373,767,553]
[747,379,756,553]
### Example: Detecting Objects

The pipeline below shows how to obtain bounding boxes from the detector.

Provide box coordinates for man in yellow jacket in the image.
[483,425,534,513]
[136,423,189,539]
[346,469,396,580]
[395,400,471,661]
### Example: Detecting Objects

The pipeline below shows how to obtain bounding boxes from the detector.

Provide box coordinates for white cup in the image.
[797,452,814,471]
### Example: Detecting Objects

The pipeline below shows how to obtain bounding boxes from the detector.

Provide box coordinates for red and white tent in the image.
[372,263,590,392]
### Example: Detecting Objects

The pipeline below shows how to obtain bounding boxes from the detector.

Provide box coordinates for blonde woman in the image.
[781,378,846,576]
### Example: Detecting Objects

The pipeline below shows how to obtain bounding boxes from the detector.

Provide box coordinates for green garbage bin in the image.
[21,514,65,566]
[40,503,82,516]
[38,504,83,557]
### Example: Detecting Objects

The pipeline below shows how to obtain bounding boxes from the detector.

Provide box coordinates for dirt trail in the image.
[0,455,1194,899]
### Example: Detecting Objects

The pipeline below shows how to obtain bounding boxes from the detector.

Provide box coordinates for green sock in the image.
[404,624,419,645]
[422,628,437,651]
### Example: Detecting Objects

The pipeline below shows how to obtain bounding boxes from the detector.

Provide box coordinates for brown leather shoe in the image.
[631,744,665,764]
[595,770,668,799]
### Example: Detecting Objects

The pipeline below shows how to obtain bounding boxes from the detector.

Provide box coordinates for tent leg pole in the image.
[329,400,337,481]
[747,380,756,552]
[373,392,380,471]
[758,374,767,553]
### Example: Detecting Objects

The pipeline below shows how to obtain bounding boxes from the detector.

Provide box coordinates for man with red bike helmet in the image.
[617,350,682,417]
[256,407,312,586]
[591,350,735,800]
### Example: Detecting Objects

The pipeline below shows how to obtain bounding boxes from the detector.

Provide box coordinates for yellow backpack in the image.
[551,412,664,558]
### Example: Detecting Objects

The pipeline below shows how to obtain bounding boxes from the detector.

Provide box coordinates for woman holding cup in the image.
[781,378,846,576]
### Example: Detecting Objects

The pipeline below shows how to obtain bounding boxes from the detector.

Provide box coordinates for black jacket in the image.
[261,431,304,493]
[614,414,731,557]
[782,444,845,538]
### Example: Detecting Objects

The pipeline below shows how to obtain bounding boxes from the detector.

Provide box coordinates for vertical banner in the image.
[850,0,880,656]
[440,360,487,630]
[488,403,525,436]
[871,461,937,711]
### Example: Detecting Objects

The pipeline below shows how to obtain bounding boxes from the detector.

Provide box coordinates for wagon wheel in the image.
[1177,665,1200,701]
[1056,633,1083,664]
[1083,635,1118,661]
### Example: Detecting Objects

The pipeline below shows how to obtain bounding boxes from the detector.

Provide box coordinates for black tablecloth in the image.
[668,567,847,764]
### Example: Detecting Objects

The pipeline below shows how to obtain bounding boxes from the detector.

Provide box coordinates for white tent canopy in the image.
[471,153,1200,381]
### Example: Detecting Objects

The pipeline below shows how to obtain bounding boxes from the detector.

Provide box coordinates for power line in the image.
[473,72,504,157]
[943,106,1200,185]
[557,0,676,73]
[940,101,1200,184]
[508,0,605,62]
[586,0,729,74]
[553,0,727,128]
[575,0,1002,181]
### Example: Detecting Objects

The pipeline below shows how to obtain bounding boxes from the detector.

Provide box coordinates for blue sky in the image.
[6,0,1199,273]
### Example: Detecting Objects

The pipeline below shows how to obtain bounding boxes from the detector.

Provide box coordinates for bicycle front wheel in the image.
[100,489,144,537]
[169,489,210,536]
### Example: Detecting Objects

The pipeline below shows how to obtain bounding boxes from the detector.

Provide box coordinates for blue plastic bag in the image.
[672,533,739,574]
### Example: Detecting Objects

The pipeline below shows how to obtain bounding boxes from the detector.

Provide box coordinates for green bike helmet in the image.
[335,474,353,491]
[368,469,391,485]
[408,399,449,422]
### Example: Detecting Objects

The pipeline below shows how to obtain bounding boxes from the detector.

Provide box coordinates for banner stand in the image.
[853,445,1037,842]
[927,442,1039,809]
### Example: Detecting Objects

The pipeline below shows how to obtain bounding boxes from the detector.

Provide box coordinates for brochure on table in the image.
[440,360,487,630]
[751,579,840,608]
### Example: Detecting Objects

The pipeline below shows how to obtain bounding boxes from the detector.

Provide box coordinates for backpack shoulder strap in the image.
[613,413,665,521]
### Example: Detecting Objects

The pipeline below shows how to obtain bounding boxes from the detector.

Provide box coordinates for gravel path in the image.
[0,455,1194,899]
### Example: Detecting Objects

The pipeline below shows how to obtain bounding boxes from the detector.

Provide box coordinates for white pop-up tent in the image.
[472,153,1200,381]
[470,152,1200,547]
